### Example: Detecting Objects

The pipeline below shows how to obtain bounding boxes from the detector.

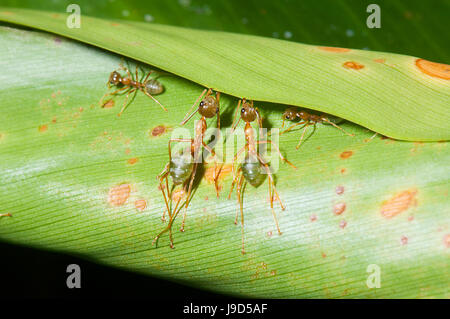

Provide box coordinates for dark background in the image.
[1,241,227,298]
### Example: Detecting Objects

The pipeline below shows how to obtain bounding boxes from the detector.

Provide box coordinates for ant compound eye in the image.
[286,116,290,120]
[199,101,205,107]
[241,108,245,113]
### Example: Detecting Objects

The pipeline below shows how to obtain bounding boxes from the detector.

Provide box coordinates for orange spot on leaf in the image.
[415,59,450,80]
[38,124,48,132]
[319,46,351,53]
[444,234,450,248]
[334,202,346,215]
[343,61,365,70]
[204,164,233,183]
[108,184,131,206]
[151,125,168,137]
[380,189,417,218]
[373,58,386,63]
[401,235,408,245]
[340,150,353,159]
[128,158,139,165]
[339,220,347,229]
[336,185,345,195]
[102,99,115,108]
[134,199,147,211]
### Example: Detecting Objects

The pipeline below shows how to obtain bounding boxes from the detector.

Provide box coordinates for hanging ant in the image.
[228,98,296,254]
[153,148,193,248]
[152,88,221,248]
[281,107,354,149]
[100,62,167,116]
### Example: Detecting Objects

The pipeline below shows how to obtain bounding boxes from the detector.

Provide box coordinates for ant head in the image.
[240,101,257,123]
[198,96,219,118]
[108,71,121,85]
[282,108,298,121]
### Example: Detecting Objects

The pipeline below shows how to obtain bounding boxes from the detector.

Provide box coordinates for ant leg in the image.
[236,174,246,254]
[152,195,183,248]
[158,165,171,222]
[228,167,241,200]
[230,99,242,133]
[257,140,297,169]
[321,117,355,137]
[252,102,263,136]
[0,213,11,217]
[256,154,283,234]
[180,89,208,125]
[142,89,168,112]
[215,92,221,131]
[142,69,154,84]
[117,88,137,116]
[230,145,246,183]
[157,162,170,182]
[202,142,221,197]
[168,138,193,162]
[296,123,312,149]
[179,162,198,232]
[161,178,173,222]
[157,163,170,222]
[99,86,129,106]
[134,64,140,83]
[279,121,307,135]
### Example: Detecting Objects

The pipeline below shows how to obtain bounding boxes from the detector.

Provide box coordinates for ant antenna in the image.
[230,99,243,133]
[181,89,207,125]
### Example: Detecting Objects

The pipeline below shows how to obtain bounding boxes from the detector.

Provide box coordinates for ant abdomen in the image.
[241,155,265,187]
[169,154,194,185]
[145,79,164,95]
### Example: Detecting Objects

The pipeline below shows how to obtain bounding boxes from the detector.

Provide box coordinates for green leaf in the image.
[0,7,449,141]
[0,23,449,298]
